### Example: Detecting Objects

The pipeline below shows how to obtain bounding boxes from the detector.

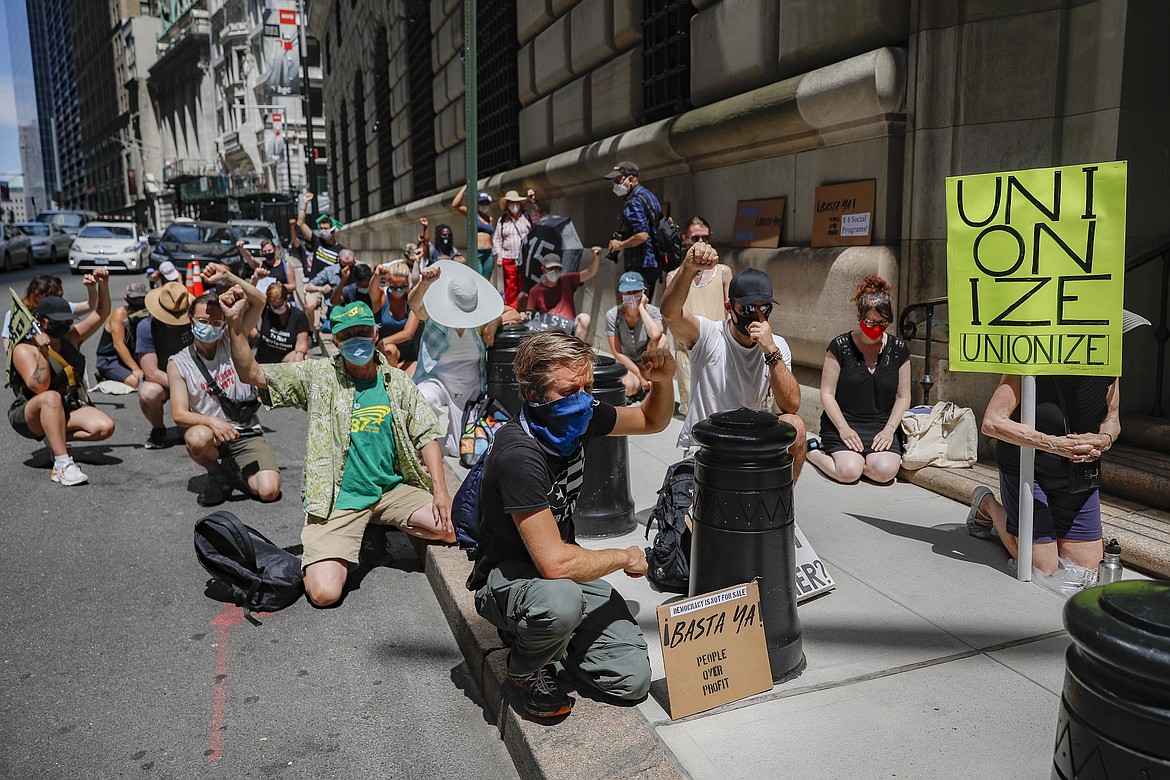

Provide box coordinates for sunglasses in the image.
[690,234,711,244]
[737,303,773,319]
[387,285,408,294]
[861,318,890,329]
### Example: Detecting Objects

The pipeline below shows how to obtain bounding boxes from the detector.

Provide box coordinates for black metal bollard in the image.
[690,407,804,683]
[1053,580,1170,778]
[486,324,529,418]
[575,355,635,538]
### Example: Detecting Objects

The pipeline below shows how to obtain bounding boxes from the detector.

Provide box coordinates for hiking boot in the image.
[144,427,168,449]
[966,486,995,539]
[511,665,573,718]
[51,460,88,486]
[198,476,227,507]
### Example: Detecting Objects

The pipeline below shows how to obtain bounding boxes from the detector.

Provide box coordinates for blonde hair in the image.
[514,331,597,402]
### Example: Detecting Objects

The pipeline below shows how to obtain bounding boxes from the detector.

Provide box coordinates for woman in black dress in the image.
[807,275,912,484]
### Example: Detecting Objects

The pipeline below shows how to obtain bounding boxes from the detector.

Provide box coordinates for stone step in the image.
[1101,443,1170,510]
[1120,413,1170,454]
[899,462,1170,580]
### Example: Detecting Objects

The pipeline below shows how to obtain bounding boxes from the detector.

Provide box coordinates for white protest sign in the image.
[794,522,835,602]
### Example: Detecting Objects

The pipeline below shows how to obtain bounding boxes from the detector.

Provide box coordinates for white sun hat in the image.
[422,260,504,329]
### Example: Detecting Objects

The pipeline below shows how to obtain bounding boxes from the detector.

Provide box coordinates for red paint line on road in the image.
[205,604,246,762]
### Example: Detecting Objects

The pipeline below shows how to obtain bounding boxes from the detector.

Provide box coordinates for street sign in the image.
[658,582,772,719]
[946,161,1127,377]
[263,23,279,37]
[278,9,297,25]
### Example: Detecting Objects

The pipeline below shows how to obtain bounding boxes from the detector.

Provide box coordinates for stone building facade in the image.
[307,0,1170,421]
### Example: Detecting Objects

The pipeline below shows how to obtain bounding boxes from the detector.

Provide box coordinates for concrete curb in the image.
[425,545,687,780]
[899,462,1170,580]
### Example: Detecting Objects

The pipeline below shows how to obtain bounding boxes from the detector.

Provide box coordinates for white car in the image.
[16,222,73,264]
[1,223,35,271]
[68,222,150,273]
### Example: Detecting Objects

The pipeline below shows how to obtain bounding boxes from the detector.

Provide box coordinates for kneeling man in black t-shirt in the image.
[468,331,675,718]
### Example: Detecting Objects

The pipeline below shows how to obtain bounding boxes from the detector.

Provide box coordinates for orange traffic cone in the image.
[186,261,204,296]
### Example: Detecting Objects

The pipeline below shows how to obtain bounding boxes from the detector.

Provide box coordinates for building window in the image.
[374,26,394,204]
[641,0,693,123]
[406,0,436,199]
[353,71,369,219]
[329,120,339,215]
[476,0,519,176]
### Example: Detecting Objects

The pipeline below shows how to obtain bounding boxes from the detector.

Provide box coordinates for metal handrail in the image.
[898,297,948,406]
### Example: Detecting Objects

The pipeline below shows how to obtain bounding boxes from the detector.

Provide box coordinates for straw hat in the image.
[422,260,503,329]
[500,190,526,208]
[145,281,193,326]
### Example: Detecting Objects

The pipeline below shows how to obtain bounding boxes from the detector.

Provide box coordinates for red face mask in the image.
[859,320,888,340]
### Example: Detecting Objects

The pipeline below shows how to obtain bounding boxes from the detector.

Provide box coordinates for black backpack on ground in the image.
[633,191,685,272]
[644,458,695,593]
[194,511,304,624]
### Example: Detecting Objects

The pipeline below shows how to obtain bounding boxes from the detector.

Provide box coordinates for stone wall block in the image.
[1063,0,1125,116]
[957,12,1060,125]
[590,49,642,138]
[518,43,538,106]
[430,0,445,34]
[393,177,412,209]
[552,74,591,151]
[912,26,957,131]
[391,78,408,117]
[611,0,643,51]
[550,0,579,17]
[434,146,450,189]
[963,0,1062,23]
[954,117,1057,175]
[518,0,554,45]
[444,56,465,104]
[432,63,450,115]
[778,0,911,80]
[391,113,410,147]
[570,0,616,74]
[519,95,554,162]
[690,0,781,107]
[392,138,411,178]
[534,15,574,96]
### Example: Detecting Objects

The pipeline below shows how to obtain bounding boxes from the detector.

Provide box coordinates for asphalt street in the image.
[0,264,518,780]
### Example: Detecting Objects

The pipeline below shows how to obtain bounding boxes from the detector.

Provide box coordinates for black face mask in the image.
[263,251,277,262]
[126,297,146,312]
[45,321,71,338]
[437,234,453,247]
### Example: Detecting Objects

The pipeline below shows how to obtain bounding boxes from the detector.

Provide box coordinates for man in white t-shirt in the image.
[168,291,282,507]
[661,243,808,479]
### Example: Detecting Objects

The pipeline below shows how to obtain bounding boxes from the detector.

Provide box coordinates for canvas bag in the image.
[900,402,978,470]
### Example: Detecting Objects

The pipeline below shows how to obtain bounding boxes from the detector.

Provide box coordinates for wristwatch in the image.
[763,349,782,367]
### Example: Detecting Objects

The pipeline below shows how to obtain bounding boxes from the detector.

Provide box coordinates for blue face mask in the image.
[192,322,224,344]
[523,391,594,456]
[339,337,376,366]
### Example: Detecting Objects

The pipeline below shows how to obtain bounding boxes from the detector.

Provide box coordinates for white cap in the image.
[158,260,181,282]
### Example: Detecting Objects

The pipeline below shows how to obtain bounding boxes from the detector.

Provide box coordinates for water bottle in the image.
[1097,538,1123,585]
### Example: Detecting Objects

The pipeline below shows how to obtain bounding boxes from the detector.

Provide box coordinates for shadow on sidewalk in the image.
[846,513,1013,574]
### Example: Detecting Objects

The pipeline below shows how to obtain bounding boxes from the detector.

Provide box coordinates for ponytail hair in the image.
[852,274,893,323]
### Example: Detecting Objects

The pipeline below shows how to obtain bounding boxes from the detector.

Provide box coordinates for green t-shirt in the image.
[335,377,403,510]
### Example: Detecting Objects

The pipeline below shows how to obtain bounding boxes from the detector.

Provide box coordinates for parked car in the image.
[68,221,150,273]
[16,222,73,264]
[1,223,35,271]
[229,219,281,255]
[35,209,98,238]
[149,220,243,278]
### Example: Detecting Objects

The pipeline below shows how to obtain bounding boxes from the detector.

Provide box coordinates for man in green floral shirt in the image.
[221,288,454,607]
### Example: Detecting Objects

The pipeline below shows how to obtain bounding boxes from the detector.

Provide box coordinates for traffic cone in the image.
[186,261,204,296]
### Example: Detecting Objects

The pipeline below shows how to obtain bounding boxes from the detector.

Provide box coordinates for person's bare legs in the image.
[183,424,222,471]
[246,469,282,502]
[807,449,864,483]
[1059,538,1104,570]
[138,381,167,429]
[64,406,115,441]
[863,452,902,484]
[304,559,349,607]
[976,491,1060,575]
[405,503,456,543]
[21,390,69,457]
[780,413,807,482]
[573,313,591,341]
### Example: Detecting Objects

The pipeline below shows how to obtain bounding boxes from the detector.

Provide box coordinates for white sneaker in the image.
[51,460,88,486]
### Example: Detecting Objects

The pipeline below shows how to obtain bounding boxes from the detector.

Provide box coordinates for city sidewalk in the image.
[431,415,1149,779]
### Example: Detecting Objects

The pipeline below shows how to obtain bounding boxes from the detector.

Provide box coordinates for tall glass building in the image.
[4,0,49,212]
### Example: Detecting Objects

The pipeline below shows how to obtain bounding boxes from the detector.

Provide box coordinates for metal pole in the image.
[297,0,316,221]
[464,0,477,251]
[1017,375,1036,582]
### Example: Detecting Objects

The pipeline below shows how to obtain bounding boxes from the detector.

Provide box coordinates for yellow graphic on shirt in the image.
[350,405,391,434]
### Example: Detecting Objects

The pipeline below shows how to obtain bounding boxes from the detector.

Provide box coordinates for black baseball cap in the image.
[728,268,779,306]
[33,296,76,321]
[604,161,640,180]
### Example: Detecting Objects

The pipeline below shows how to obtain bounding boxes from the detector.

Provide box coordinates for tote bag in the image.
[900,402,978,470]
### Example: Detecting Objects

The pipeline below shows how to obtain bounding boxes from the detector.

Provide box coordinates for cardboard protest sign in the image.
[794,522,835,601]
[946,162,1126,376]
[812,180,875,247]
[731,198,785,248]
[658,581,772,719]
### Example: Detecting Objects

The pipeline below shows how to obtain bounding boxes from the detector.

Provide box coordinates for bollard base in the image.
[1052,697,1170,779]
[575,514,636,539]
[769,641,806,684]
